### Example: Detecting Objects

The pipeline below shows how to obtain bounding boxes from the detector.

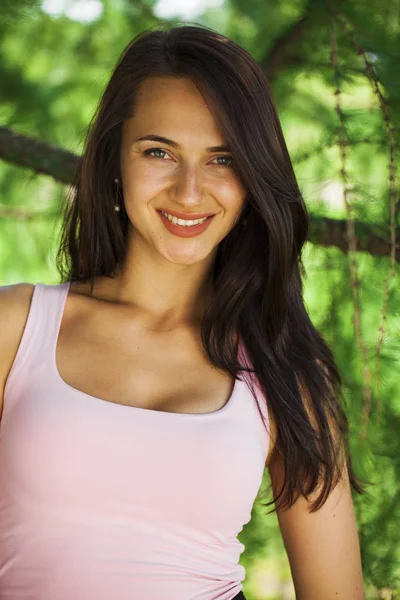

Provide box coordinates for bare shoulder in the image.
[0,283,36,420]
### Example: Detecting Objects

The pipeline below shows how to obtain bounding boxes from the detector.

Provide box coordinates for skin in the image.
[269,436,366,599]
[0,75,366,598]
[113,74,366,599]
[114,75,247,330]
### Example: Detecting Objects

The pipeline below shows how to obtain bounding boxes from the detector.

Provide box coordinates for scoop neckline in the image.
[49,280,241,419]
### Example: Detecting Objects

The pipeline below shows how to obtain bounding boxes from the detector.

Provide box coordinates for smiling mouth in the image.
[157,210,213,227]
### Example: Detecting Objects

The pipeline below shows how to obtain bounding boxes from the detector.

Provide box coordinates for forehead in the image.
[135,75,207,108]
[127,76,224,141]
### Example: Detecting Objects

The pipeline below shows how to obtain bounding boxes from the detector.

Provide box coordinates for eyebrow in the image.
[134,134,230,153]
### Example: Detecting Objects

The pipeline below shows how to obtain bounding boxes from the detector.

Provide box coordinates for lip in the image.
[157,208,215,219]
[157,209,215,238]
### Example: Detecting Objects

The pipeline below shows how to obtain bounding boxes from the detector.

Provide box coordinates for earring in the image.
[114,177,121,212]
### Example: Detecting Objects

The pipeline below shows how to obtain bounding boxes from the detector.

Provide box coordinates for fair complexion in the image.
[97,76,366,598]
[269,454,366,599]
[110,75,246,330]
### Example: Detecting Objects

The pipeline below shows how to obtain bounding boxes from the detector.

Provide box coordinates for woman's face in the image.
[119,75,247,266]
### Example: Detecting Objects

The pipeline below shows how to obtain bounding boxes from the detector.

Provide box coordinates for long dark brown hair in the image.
[56,22,368,513]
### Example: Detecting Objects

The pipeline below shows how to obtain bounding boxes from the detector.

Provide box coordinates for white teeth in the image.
[160,210,209,227]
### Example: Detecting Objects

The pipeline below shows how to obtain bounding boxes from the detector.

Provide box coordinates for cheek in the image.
[216,180,246,214]
[123,162,167,203]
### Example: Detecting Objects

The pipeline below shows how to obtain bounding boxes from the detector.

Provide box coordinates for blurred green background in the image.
[0,0,399,598]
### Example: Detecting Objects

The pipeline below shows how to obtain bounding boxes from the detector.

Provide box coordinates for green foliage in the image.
[0,0,399,597]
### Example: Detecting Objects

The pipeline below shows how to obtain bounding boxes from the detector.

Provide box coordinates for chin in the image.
[158,242,215,265]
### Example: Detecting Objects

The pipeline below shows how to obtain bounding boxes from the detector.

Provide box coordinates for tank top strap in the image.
[237,336,269,429]
[3,281,71,408]
[35,281,71,355]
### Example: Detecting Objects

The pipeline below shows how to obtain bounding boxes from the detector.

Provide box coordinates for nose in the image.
[172,163,205,208]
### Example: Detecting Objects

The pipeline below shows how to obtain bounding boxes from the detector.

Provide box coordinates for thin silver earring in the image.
[114,177,121,212]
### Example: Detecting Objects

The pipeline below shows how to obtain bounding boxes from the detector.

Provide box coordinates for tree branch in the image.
[259,9,312,79]
[0,126,398,261]
[309,215,399,262]
[0,126,78,185]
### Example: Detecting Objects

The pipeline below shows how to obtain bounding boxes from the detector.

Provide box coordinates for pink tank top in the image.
[0,281,270,600]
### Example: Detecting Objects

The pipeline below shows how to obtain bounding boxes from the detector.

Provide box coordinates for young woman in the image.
[0,23,366,600]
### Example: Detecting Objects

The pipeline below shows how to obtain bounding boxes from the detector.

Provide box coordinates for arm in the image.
[268,453,366,600]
